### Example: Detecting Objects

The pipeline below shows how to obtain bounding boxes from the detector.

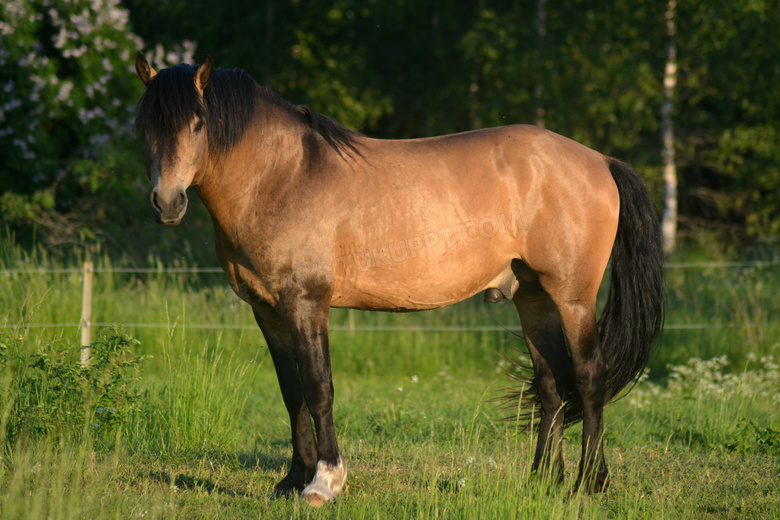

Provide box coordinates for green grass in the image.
[1,361,778,519]
[1,235,779,518]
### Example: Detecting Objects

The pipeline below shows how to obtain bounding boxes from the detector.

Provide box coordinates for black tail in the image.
[503,157,665,428]
[599,157,665,401]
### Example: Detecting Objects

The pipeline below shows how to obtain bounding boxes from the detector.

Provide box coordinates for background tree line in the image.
[1,0,778,264]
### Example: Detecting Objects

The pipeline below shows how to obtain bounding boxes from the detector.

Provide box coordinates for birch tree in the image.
[660,0,678,253]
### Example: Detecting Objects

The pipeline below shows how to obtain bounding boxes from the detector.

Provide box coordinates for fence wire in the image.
[1,261,777,332]
[2,261,779,274]
[1,322,776,332]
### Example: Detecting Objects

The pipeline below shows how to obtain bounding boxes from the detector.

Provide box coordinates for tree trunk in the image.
[661,0,678,254]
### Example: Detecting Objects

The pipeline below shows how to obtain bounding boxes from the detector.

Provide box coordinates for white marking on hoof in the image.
[300,455,347,506]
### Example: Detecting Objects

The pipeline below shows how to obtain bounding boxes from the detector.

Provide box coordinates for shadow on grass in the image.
[146,470,259,498]
[141,451,291,499]
[235,451,291,471]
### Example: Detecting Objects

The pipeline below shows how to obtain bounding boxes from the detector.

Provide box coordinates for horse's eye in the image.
[193,120,204,133]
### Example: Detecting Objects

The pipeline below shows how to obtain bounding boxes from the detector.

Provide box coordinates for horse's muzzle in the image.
[151,188,188,225]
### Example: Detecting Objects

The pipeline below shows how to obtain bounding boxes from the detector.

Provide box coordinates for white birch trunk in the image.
[661,0,678,253]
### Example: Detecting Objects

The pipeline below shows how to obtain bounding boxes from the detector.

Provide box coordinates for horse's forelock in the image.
[135,63,201,141]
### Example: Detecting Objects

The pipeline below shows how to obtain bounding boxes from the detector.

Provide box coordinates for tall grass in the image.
[0,323,262,519]
[130,332,259,459]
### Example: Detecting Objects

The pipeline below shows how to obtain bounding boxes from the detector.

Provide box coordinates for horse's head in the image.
[134,53,214,225]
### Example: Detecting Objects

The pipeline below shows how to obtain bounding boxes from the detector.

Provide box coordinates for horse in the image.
[134,53,664,505]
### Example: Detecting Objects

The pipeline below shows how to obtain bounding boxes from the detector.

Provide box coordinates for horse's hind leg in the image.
[513,285,575,486]
[556,298,610,493]
[252,305,318,497]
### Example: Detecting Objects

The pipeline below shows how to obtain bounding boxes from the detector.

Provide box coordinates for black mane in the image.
[135,62,360,158]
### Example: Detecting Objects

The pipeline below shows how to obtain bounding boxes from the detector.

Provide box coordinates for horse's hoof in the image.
[301,490,330,507]
[299,455,347,506]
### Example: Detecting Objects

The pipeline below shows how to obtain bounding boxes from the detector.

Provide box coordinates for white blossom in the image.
[1,0,197,185]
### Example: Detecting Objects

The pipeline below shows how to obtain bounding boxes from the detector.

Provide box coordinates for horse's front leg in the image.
[252,305,317,497]
[280,287,346,506]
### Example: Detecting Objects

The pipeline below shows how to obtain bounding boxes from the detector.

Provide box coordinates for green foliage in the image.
[0,328,146,450]
[0,0,198,253]
[713,125,780,238]
[726,420,780,455]
[0,190,54,222]
[676,0,780,241]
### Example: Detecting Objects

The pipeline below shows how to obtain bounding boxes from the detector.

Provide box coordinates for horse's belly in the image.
[330,237,517,311]
[331,277,482,311]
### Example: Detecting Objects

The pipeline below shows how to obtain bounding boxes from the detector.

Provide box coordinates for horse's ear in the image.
[195,54,214,95]
[135,52,157,86]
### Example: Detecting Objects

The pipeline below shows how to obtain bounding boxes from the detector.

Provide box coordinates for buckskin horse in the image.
[134,53,664,505]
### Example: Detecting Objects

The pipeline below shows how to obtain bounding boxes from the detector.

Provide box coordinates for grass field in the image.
[0,237,778,518]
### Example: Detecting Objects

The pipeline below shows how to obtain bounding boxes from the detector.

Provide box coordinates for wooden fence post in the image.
[80,261,93,367]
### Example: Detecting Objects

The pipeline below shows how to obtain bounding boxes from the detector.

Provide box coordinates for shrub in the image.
[0,328,146,451]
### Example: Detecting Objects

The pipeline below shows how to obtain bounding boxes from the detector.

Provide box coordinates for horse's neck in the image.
[194,117,306,241]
